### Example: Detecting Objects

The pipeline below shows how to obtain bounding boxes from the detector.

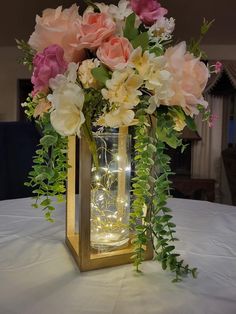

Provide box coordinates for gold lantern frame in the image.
[65,134,153,271]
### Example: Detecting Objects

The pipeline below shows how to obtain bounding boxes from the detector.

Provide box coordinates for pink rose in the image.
[97,36,133,70]
[76,12,116,49]
[31,45,68,95]
[28,4,85,63]
[165,42,209,116]
[130,0,167,26]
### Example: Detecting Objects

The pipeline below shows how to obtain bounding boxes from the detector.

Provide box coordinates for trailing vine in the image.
[24,107,68,222]
[131,108,197,282]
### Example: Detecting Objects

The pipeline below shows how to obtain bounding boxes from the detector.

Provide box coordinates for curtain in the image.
[191,95,224,202]
[220,96,234,204]
[191,61,236,204]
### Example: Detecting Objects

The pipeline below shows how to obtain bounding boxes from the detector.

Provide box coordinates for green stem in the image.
[81,121,99,169]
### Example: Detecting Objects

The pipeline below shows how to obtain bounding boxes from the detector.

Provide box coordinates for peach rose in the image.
[76,12,116,49]
[165,41,209,116]
[33,98,51,118]
[97,36,133,70]
[28,4,84,63]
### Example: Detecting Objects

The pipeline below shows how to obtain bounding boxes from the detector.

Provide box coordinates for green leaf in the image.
[191,268,198,279]
[162,260,167,270]
[185,115,197,131]
[40,135,57,147]
[35,173,48,182]
[123,13,139,41]
[131,32,149,51]
[91,65,110,86]
[149,45,164,56]
[40,198,51,207]
[165,246,175,253]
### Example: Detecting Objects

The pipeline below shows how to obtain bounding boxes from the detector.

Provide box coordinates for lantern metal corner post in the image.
[66,133,153,272]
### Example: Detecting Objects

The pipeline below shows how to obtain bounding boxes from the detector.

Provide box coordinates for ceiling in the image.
[1,0,236,46]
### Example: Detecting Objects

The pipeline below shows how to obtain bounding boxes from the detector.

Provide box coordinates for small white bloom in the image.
[78,59,100,88]
[108,0,132,21]
[65,62,79,83]
[148,17,175,41]
[108,0,140,35]
[84,2,109,14]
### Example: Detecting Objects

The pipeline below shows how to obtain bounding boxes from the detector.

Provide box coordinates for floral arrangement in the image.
[18,0,219,282]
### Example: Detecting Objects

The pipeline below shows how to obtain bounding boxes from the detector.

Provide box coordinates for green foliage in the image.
[16,39,35,70]
[131,108,197,282]
[149,44,164,57]
[123,13,139,41]
[155,109,182,149]
[185,115,197,131]
[132,32,149,51]
[200,18,215,36]
[21,95,37,118]
[188,18,214,59]
[91,65,111,87]
[197,104,211,121]
[24,113,68,222]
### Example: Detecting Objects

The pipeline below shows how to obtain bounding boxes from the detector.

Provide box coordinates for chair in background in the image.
[222,148,236,205]
[0,121,40,200]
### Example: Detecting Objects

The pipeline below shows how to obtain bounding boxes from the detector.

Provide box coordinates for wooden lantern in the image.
[65,130,153,271]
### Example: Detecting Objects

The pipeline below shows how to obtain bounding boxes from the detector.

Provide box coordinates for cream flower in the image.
[129,47,174,114]
[173,116,186,132]
[102,68,143,109]
[48,62,85,136]
[78,59,100,88]
[49,62,79,95]
[99,67,143,127]
[98,108,136,128]
[128,47,151,79]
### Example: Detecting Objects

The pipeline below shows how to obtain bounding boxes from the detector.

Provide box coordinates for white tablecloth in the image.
[0,197,236,314]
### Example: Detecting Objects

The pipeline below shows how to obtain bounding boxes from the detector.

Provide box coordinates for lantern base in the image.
[65,233,153,272]
[91,231,129,252]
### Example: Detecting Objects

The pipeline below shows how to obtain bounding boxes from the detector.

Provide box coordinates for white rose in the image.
[49,80,85,137]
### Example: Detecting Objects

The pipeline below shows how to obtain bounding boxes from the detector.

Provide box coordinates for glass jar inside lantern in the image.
[90,132,131,252]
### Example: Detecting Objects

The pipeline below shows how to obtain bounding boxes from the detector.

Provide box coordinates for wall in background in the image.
[0,47,30,122]
[202,45,236,60]
[0,45,236,122]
